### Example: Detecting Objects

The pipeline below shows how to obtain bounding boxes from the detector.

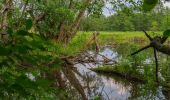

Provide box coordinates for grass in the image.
[66,31,170,93]
[92,65,147,83]
[78,31,165,45]
[53,31,169,57]
[54,31,168,56]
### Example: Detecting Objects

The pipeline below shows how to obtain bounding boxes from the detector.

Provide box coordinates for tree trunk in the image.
[56,0,92,43]
[151,39,170,55]
[0,0,12,43]
[69,0,92,39]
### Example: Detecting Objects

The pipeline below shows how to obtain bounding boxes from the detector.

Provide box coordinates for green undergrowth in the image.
[53,33,91,56]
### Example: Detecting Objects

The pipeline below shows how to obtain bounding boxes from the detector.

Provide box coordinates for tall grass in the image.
[54,31,164,56]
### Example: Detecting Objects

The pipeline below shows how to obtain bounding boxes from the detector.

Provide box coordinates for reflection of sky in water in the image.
[87,48,119,65]
[74,48,167,100]
[99,76,131,100]
[143,58,152,64]
[99,48,118,60]
[75,63,130,100]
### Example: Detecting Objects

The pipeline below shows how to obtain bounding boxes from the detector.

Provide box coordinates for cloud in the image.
[103,2,170,16]
[103,3,115,16]
[164,2,170,7]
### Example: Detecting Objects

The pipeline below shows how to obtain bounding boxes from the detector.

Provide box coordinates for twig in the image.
[154,48,159,82]
[142,30,153,41]
[131,45,150,56]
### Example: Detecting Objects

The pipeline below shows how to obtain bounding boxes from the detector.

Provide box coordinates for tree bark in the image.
[56,0,74,43]
[69,0,92,38]
[56,0,92,43]
[151,38,170,55]
[0,0,12,42]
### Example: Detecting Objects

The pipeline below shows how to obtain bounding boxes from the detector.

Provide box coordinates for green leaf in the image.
[163,29,170,37]
[0,46,10,56]
[36,79,51,87]
[17,30,29,36]
[7,27,13,36]
[143,0,158,12]
[13,43,32,54]
[37,0,41,2]
[26,19,33,30]
[16,74,37,89]
[10,83,28,96]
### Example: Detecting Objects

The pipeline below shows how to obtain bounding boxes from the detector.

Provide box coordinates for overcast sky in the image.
[103,2,170,16]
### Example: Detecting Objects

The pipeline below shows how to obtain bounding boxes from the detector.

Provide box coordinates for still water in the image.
[74,48,170,100]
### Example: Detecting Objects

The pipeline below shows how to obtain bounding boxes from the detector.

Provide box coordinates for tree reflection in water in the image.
[54,47,170,100]
[55,62,169,100]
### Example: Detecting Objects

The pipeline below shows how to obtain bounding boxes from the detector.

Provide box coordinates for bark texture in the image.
[0,0,12,42]
[57,0,92,43]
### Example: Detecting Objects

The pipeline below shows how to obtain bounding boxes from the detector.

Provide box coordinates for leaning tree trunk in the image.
[56,0,92,44]
[151,40,170,55]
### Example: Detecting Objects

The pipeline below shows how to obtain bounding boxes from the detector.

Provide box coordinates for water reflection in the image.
[75,62,170,100]
[75,63,131,100]
[59,47,170,100]
[76,47,170,100]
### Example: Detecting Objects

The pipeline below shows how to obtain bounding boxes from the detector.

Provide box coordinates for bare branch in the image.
[131,45,150,56]
[143,30,153,41]
[154,48,159,82]
[161,36,168,44]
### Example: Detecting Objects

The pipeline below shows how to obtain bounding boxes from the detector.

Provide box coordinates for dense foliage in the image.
[80,2,170,31]
[0,0,105,98]
[0,0,169,99]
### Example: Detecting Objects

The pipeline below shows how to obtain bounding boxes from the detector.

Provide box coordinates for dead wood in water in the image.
[59,31,117,66]
[83,31,100,52]
[131,30,170,83]
[131,30,170,56]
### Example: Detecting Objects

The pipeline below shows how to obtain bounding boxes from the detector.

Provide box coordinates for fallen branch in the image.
[131,31,170,56]
[131,31,170,83]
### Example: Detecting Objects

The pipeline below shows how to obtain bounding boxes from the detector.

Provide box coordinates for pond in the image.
[73,46,170,100]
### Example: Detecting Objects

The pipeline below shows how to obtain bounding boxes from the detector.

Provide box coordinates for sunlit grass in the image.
[78,31,163,45]
[55,31,164,56]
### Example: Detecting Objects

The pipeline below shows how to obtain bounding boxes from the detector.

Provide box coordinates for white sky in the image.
[164,2,170,7]
[103,2,170,16]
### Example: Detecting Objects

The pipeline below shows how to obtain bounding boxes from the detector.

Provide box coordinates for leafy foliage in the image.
[163,29,170,37]
[25,19,33,30]
[143,0,158,12]
[0,18,63,98]
[0,0,169,99]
